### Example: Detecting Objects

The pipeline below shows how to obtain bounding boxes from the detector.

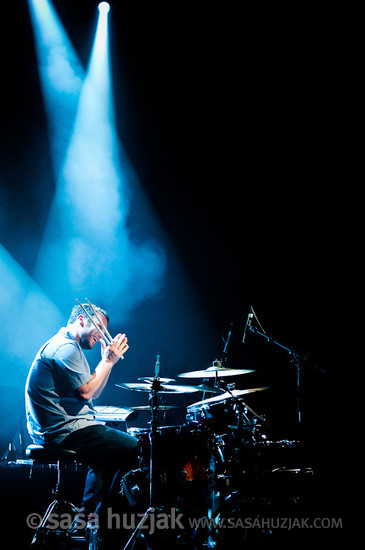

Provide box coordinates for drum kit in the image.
[111,356,309,549]
[78,302,318,547]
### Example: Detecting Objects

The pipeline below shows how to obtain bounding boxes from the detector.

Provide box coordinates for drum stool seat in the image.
[25,444,86,547]
[26,444,78,464]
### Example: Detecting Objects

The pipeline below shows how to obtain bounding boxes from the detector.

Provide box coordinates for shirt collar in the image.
[59,326,78,344]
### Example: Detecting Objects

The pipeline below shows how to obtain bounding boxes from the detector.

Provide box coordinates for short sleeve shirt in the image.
[25,327,101,445]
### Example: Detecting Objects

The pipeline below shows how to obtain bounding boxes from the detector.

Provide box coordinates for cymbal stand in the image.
[216,377,253,427]
[123,378,162,550]
[221,322,233,366]
[216,320,266,432]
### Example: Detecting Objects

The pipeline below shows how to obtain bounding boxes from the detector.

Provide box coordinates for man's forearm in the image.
[92,366,112,399]
[78,359,114,401]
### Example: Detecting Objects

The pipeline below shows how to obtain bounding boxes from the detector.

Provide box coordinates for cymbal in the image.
[115,382,199,394]
[187,386,270,408]
[178,366,255,379]
[194,384,223,394]
[130,405,178,411]
[138,377,175,383]
[162,383,223,394]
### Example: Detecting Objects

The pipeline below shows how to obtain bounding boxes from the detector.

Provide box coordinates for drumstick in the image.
[76,299,125,359]
[76,299,112,346]
[85,298,114,343]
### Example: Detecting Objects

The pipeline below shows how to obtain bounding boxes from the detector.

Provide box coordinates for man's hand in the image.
[101,333,129,365]
[78,333,129,401]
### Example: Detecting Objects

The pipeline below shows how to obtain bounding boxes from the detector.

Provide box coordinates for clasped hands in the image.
[101,333,129,365]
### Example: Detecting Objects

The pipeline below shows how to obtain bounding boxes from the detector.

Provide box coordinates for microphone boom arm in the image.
[248,325,326,425]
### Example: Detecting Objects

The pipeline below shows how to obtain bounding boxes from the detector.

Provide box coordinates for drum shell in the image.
[127,424,213,501]
[127,424,215,513]
[186,401,237,434]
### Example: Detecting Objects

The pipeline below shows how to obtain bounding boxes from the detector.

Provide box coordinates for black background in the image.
[0,1,347,534]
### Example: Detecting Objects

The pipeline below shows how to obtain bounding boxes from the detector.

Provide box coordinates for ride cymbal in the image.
[178,366,255,378]
[193,384,223,393]
[187,386,271,408]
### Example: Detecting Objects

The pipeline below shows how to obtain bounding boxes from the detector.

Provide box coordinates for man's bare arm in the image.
[77,334,128,401]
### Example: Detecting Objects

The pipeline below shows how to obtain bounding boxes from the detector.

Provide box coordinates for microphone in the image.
[154,352,161,379]
[242,308,253,343]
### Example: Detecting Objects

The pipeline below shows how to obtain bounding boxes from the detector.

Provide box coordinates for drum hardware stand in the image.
[201,377,209,402]
[160,393,168,425]
[216,378,267,444]
[221,322,233,366]
[215,378,253,426]
[123,376,166,549]
[209,321,234,395]
[213,319,233,389]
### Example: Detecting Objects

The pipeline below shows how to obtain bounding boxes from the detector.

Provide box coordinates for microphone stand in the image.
[248,325,325,425]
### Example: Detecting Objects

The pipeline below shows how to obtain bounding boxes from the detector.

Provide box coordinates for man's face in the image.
[79,313,108,350]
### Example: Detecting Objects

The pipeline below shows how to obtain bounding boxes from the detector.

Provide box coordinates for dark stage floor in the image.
[1,419,346,549]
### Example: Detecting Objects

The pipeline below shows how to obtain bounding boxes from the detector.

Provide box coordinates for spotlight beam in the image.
[32,0,167,317]
[98,2,111,14]
[27,0,84,178]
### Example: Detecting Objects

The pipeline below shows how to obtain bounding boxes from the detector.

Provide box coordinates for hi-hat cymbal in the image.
[178,366,255,379]
[130,405,178,411]
[115,382,199,394]
[187,386,270,408]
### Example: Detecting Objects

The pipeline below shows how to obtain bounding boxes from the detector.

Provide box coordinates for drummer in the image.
[25,302,139,521]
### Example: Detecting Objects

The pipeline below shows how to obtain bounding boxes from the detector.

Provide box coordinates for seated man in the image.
[25,302,138,522]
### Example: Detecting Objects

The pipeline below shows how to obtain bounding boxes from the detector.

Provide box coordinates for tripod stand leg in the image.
[123,507,154,550]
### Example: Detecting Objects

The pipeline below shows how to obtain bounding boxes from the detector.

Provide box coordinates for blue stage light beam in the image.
[27,0,84,177]
[0,245,63,386]
[33,4,167,319]
[6,2,214,392]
